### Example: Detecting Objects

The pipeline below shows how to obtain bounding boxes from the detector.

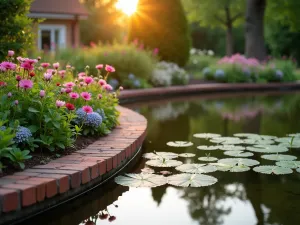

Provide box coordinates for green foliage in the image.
[0,0,34,60]
[7,148,31,169]
[128,0,191,66]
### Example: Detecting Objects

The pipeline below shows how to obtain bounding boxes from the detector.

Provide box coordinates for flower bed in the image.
[0,50,120,174]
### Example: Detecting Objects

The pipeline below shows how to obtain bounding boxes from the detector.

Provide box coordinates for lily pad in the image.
[288,133,300,137]
[219,145,245,151]
[175,164,217,174]
[278,142,300,148]
[259,135,277,140]
[223,151,254,157]
[141,168,155,174]
[167,141,193,147]
[253,166,293,175]
[178,153,196,158]
[218,158,260,166]
[193,133,221,139]
[234,133,261,139]
[254,140,275,145]
[143,152,178,160]
[210,137,241,143]
[197,145,220,151]
[297,168,300,173]
[210,163,250,172]
[115,173,167,187]
[198,156,218,162]
[261,154,297,161]
[275,161,300,169]
[243,139,257,145]
[168,173,218,187]
[146,159,183,167]
[247,145,288,153]
[275,137,294,143]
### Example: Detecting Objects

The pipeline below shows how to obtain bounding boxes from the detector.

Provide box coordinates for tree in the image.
[182,0,245,56]
[245,0,267,61]
[128,0,191,66]
[0,0,34,59]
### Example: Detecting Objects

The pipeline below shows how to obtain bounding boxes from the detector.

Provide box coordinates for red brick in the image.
[14,171,40,176]
[0,188,19,212]
[98,160,106,175]
[37,174,69,194]
[2,183,36,207]
[16,180,46,202]
[29,178,57,198]
[106,157,113,172]
[4,175,29,181]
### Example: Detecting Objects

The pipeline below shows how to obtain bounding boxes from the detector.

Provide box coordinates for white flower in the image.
[208,50,215,56]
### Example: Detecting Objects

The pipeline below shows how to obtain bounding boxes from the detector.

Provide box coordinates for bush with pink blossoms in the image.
[0,51,120,171]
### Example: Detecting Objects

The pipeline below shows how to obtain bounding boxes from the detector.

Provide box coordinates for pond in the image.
[22,91,300,225]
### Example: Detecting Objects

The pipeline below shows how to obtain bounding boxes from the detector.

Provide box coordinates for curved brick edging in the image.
[119,82,300,103]
[0,106,147,225]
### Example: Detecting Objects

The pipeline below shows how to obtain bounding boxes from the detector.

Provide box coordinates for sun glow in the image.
[116,0,139,16]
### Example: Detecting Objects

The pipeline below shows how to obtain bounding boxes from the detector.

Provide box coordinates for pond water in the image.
[22,91,300,225]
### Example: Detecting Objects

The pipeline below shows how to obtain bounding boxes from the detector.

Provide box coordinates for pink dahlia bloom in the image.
[64,82,76,88]
[41,63,50,68]
[98,79,106,86]
[40,90,45,98]
[19,79,33,90]
[53,62,60,69]
[81,92,92,101]
[102,84,113,92]
[21,62,34,71]
[2,61,16,71]
[82,105,93,114]
[7,92,12,98]
[16,57,25,63]
[78,72,86,80]
[24,58,38,64]
[14,100,19,105]
[69,92,79,99]
[8,50,14,57]
[105,65,115,73]
[58,70,66,78]
[60,88,66,93]
[84,76,94,85]
[96,64,103,70]
[44,72,53,81]
[56,100,65,108]
[65,88,72,93]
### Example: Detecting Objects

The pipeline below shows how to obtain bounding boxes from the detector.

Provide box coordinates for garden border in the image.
[0,106,147,225]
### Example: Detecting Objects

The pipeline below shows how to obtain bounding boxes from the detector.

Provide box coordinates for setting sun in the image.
[116,0,139,16]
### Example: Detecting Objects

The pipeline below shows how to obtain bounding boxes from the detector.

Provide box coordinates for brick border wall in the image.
[0,106,147,224]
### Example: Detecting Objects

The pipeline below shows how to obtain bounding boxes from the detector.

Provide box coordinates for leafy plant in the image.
[7,148,31,169]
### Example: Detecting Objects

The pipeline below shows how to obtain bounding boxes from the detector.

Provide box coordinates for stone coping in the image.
[119,82,300,103]
[0,106,147,224]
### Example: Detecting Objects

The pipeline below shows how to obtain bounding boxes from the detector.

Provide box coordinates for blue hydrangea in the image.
[128,73,135,80]
[275,70,284,80]
[96,108,106,121]
[75,108,86,123]
[109,79,119,89]
[14,126,32,144]
[75,108,102,128]
[0,126,5,131]
[202,67,211,78]
[214,69,225,79]
[133,79,141,88]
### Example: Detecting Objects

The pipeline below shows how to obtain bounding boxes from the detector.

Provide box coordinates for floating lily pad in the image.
[115,173,167,187]
[198,157,218,162]
[210,137,241,143]
[175,164,217,174]
[223,151,254,157]
[178,153,196,158]
[275,137,294,143]
[210,163,250,172]
[275,161,300,169]
[146,159,183,167]
[243,139,257,145]
[254,140,275,145]
[278,142,300,148]
[167,141,193,147]
[219,145,245,151]
[253,166,293,175]
[168,173,218,187]
[143,152,178,160]
[218,158,260,166]
[193,133,221,139]
[247,145,288,153]
[288,133,300,137]
[259,135,277,140]
[197,145,220,151]
[234,133,261,139]
[297,168,300,173]
[261,154,297,161]
[141,168,155,174]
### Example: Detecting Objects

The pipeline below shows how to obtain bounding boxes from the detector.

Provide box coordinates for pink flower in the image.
[69,92,79,99]
[16,75,21,81]
[7,92,12,97]
[16,57,25,63]
[58,70,66,78]
[98,79,106,86]
[24,58,38,64]
[105,65,115,73]
[60,88,66,93]
[2,61,16,71]
[53,62,60,69]
[19,79,33,89]
[56,100,65,108]
[40,90,45,98]
[82,106,93,114]
[84,76,94,85]
[0,63,6,72]
[119,86,124,91]
[44,72,53,81]
[21,62,33,71]
[66,65,71,69]
[14,100,19,105]
[0,81,7,87]
[153,48,159,55]
[8,50,14,57]
[65,88,72,93]
[102,84,113,91]
[37,56,41,61]
[81,92,92,101]
[64,82,76,88]
[98,94,102,99]
[78,72,86,80]
[41,63,50,68]
[96,64,103,70]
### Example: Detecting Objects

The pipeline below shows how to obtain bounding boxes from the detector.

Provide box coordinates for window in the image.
[38,25,66,51]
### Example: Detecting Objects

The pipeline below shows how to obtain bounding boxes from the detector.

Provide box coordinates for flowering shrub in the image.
[0,50,120,170]
[202,54,298,83]
[151,61,190,87]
